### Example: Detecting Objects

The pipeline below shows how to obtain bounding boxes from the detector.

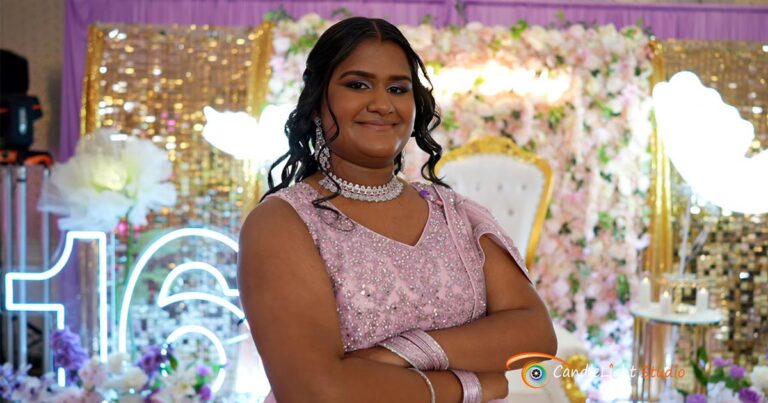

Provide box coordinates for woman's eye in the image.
[388,86,410,94]
[346,81,369,90]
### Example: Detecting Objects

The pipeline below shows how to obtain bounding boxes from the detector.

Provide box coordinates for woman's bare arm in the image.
[346,236,557,373]
[238,198,507,402]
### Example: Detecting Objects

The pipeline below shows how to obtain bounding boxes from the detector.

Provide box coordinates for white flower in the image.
[751,366,768,393]
[78,357,109,389]
[272,36,291,54]
[122,366,150,391]
[12,377,46,402]
[108,352,130,374]
[153,368,197,402]
[299,13,323,27]
[39,128,177,231]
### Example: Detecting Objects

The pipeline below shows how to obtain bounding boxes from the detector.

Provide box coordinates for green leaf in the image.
[420,15,435,25]
[263,6,292,22]
[696,347,708,367]
[617,274,630,304]
[587,324,604,345]
[330,7,352,18]
[441,111,459,131]
[725,377,741,390]
[690,358,708,386]
[510,19,528,39]
[548,106,565,130]
[710,367,725,383]
[598,211,612,229]
[554,10,567,27]
[169,354,179,371]
[598,144,610,165]
[568,272,580,294]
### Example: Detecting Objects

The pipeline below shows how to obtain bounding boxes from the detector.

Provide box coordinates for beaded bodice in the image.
[264,181,529,352]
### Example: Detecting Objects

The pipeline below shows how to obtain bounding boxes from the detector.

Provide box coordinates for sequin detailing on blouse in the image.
[264,181,529,352]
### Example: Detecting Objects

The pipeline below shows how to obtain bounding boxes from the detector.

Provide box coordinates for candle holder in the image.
[657,272,716,310]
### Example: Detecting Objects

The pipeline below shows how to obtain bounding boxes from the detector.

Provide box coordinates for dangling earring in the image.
[398,151,405,169]
[314,117,331,171]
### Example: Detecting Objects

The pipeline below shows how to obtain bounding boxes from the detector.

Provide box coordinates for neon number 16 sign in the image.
[4,231,109,385]
[4,228,261,395]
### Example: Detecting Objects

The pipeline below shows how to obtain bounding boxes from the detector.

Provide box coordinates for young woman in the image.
[238,17,557,403]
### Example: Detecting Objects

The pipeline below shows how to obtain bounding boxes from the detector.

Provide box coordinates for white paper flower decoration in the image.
[39,128,177,231]
[653,71,768,214]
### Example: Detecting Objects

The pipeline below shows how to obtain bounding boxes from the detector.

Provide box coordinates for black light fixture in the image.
[0,49,46,165]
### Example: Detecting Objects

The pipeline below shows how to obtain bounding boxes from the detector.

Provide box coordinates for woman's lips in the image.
[357,122,397,131]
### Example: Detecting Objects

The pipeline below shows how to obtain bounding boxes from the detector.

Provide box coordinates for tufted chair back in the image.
[436,136,553,269]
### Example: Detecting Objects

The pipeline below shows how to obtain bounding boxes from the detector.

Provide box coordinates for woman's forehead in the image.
[333,39,411,78]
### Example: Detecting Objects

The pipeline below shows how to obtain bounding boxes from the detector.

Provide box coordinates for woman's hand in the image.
[477,371,509,401]
[343,346,410,368]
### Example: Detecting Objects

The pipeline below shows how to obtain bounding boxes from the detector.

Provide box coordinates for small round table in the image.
[630,303,722,402]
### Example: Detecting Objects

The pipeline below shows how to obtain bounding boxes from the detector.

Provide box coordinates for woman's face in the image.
[320,38,416,169]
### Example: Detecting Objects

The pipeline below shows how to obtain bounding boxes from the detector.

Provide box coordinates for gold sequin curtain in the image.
[81,22,273,233]
[79,23,274,396]
[652,40,768,371]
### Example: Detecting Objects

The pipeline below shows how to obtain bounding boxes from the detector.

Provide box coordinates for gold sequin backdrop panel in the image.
[80,23,273,396]
[659,40,768,369]
[82,23,272,234]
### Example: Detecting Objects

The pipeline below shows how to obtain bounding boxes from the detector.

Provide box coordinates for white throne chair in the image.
[436,136,588,403]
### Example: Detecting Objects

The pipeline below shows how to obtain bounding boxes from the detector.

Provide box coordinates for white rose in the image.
[272,37,291,54]
[466,21,483,32]
[751,366,768,393]
[606,76,625,94]
[122,366,149,391]
[108,352,130,374]
[300,13,323,27]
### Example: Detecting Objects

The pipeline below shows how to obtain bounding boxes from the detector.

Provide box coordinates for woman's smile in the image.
[355,120,399,131]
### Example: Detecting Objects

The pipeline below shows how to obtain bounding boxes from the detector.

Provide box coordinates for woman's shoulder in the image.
[408,180,464,205]
[243,183,315,234]
[262,182,315,204]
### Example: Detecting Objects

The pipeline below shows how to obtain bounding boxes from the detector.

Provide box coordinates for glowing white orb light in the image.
[202,105,291,165]
[653,71,768,214]
[427,62,570,104]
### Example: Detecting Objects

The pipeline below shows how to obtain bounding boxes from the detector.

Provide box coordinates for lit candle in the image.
[638,277,651,307]
[696,288,709,313]
[659,291,672,315]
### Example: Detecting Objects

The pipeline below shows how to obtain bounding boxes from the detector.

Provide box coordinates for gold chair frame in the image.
[436,136,554,270]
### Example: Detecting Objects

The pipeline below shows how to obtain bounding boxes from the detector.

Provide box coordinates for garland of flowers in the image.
[677,348,768,403]
[267,14,653,398]
[1,329,216,402]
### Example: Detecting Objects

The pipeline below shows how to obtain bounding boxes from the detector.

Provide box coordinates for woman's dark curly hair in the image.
[261,16,449,207]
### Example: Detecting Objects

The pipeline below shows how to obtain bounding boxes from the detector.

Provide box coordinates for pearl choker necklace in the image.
[319,172,404,202]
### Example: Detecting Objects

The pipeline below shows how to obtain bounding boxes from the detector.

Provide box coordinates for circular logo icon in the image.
[522,362,549,388]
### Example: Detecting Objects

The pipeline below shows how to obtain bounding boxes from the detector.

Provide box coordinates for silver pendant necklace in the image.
[319,172,404,202]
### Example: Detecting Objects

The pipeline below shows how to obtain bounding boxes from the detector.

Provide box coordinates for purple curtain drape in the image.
[61,0,768,160]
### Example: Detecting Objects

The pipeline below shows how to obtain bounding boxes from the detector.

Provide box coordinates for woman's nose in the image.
[366,88,395,114]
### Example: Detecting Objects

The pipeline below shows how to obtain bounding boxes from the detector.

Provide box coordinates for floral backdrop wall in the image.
[267,14,654,398]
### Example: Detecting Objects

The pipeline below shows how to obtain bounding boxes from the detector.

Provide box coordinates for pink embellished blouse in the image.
[262,181,530,401]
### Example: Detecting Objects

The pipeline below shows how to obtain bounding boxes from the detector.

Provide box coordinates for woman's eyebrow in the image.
[338,70,412,82]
